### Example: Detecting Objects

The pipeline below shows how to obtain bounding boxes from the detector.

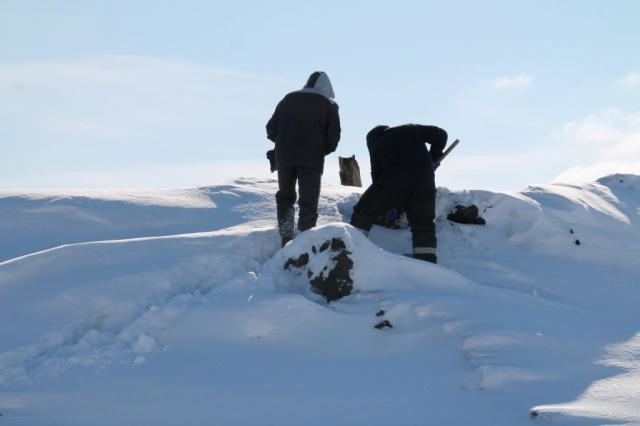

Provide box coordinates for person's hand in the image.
[385,207,398,221]
[433,162,440,172]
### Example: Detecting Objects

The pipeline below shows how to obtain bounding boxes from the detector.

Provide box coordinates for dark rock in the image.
[376,310,385,317]
[575,239,581,245]
[338,155,362,187]
[375,320,393,329]
[447,205,486,225]
[330,237,347,252]
[310,250,354,302]
[284,253,309,269]
[530,410,552,421]
[309,275,326,294]
[570,229,574,234]
[284,237,355,303]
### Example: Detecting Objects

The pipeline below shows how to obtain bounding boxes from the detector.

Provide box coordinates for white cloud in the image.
[0,55,293,188]
[553,161,640,184]
[0,55,275,86]
[553,109,640,183]
[618,71,640,88]
[491,74,534,90]
[450,73,539,130]
[559,108,640,146]
[0,56,288,129]
[49,118,147,139]
[560,108,627,144]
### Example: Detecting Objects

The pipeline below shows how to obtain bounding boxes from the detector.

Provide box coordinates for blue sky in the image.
[1,0,639,190]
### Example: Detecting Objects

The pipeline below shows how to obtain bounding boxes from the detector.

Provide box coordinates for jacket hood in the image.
[366,125,389,150]
[301,71,335,100]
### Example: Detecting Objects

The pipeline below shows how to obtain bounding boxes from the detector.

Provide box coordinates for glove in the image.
[433,162,440,172]
[385,207,398,221]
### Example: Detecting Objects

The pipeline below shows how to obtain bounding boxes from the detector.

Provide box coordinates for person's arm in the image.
[266,101,282,142]
[324,103,341,154]
[370,159,383,183]
[415,125,447,162]
[370,145,383,183]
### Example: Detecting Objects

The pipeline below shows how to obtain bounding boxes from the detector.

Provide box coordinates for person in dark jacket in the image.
[350,124,447,263]
[266,71,341,247]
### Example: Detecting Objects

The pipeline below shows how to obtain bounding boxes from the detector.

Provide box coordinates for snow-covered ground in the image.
[1,175,639,425]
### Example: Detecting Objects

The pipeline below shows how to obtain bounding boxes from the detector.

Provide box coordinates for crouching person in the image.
[350,124,447,263]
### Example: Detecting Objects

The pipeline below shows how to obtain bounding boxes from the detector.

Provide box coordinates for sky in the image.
[1,0,639,190]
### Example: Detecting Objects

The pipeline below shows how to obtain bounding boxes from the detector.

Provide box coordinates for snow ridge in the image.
[1,174,639,425]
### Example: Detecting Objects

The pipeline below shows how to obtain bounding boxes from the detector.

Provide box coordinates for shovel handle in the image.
[435,139,459,165]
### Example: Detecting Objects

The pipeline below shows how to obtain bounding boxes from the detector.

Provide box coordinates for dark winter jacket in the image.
[366,124,447,190]
[266,72,341,172]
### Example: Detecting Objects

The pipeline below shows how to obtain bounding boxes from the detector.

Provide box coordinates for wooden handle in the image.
[435,139,459,165]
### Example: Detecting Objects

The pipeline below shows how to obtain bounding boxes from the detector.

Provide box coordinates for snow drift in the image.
[1,175,639,425]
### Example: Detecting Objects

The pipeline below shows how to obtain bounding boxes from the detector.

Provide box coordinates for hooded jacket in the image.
[367,124,447,190]
[266,72,341,172]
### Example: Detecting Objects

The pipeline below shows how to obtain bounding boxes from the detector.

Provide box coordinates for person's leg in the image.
[276,165,297,242]
[350,184,403,236]
[404,188,437,263]
[296,166,322,233]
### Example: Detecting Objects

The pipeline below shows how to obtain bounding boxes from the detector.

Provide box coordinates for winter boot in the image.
[413,253,437,264]
[282,237,293,247]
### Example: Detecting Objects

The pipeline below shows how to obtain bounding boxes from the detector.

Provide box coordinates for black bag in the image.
[266,150,276,173]
[447,205,486,225]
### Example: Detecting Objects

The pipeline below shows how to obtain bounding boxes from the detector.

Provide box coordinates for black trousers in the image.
[276,165,322,239]
[350,184,437,260]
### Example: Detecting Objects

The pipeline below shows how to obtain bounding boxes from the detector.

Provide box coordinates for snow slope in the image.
[1,175,639,425]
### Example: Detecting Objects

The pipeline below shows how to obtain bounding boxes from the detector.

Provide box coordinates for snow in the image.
[1,174,639,425]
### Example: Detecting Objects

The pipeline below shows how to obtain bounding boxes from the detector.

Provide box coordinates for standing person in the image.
[266,71,341,247]
[350,124,447,263]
